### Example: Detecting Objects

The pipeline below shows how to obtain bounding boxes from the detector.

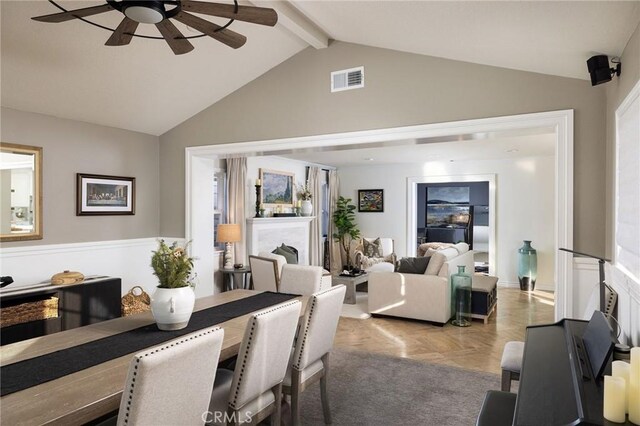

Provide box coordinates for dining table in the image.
[0,289,307,426]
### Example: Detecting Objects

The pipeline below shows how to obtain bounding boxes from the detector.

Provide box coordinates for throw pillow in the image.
[424,252,446,275]
[423,248,438,258]
[272,246,297,264]
[279,244,298,261]
[395,256,431,274]
[363,238,383,257]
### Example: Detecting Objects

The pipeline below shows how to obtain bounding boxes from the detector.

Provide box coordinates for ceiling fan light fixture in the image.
[123,1,166,24]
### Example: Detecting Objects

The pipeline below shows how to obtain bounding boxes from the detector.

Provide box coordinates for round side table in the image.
[221,267,251,291]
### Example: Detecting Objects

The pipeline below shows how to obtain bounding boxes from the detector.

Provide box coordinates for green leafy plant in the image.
[332,196,360,268]
[151,240,195,288]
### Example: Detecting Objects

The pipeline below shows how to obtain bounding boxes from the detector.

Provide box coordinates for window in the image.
[321,170,329,237]
[213,169,227,251]
[615,81,640,282]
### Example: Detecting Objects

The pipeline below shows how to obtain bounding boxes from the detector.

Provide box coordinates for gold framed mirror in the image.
[1,143,43,242]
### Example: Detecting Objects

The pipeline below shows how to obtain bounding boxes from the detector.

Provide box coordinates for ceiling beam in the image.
[250,0,329,49]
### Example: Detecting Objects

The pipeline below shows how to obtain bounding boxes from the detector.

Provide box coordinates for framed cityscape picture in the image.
[260,169,294,207]
[358,189,384,212]
[76,173,135,216]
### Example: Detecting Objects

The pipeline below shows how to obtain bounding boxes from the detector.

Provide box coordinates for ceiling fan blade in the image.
[156,20,194,55]
[173,12,246,49]
[182,1,277,27]
[105,17,139,46]
[32,4,114,23]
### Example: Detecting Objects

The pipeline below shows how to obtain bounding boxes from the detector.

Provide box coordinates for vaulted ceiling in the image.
[2,1,639,136]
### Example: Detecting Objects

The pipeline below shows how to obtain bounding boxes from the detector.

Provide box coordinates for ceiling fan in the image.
[32,0,278,55]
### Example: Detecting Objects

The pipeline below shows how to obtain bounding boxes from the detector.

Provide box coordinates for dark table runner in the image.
[1,292,297,396]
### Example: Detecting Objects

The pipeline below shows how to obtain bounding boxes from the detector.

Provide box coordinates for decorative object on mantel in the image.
[260,168,294,208]
[217,223,241,268]
[51,270,85,286]
[254,179,262,218]
[297,181,313,216]
[31,0,278,55]
[332,196,360,270]
[76,173,135,216]
[121,286,151,317]
[273,213,296,217]
[358,189,384,213]
[517,240,537,291]
[150,240,196,331]
[630,347,640,424]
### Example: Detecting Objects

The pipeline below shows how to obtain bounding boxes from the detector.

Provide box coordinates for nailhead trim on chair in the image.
[293,286,341,370]
[121,327,221,425]
[228,300,300,410]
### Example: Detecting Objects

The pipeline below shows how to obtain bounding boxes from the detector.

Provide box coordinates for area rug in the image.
[298,349,499,425]
[340,292,370,319]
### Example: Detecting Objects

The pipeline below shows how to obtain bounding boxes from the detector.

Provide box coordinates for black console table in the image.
[0,277,121,346]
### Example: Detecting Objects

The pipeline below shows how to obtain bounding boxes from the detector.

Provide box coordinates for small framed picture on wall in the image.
[76,173,135,216]
[358,189,384,212]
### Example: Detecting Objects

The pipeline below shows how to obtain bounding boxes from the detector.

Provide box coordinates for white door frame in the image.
[186,109,573,320]
[407,174,496,276]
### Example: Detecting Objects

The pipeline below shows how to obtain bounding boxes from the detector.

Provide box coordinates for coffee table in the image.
[332,273,369,304]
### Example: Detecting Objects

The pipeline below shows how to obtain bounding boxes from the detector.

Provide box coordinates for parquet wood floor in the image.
[333,288,555,375]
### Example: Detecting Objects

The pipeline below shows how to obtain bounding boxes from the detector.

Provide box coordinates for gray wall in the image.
[1,107,160,247]
[160,41,607,255]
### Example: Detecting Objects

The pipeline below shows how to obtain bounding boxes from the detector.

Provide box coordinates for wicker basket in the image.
[0,296,59,328]
[121,286,151,317]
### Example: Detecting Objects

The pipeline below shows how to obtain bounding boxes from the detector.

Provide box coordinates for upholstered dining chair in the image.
[208,300,302,426]
[279,264,324,296]
[283,285,347,426]
[248,255,282,292]
[116,326,224,426]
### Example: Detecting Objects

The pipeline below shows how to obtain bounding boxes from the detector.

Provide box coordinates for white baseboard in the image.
[497,280,554,292]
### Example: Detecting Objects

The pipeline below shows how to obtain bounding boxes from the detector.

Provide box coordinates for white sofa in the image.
[368,244,474,325]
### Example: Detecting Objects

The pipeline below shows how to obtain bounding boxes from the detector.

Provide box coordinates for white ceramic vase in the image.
[301,200,313,216]
[150,286,195,331]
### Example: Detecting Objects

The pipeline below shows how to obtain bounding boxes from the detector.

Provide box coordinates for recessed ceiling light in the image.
[364,158,374,161]
[507,149,519,153]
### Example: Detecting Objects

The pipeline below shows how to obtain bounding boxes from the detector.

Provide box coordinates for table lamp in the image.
[217,224,241,269]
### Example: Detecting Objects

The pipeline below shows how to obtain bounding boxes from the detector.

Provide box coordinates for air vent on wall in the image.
[331,66,364,92]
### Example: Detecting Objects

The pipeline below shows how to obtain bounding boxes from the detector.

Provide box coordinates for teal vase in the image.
[518,240,537,291]
[451,265,472,327]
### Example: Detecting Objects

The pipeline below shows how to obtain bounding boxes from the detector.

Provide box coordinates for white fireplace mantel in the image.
[246,217,315,265]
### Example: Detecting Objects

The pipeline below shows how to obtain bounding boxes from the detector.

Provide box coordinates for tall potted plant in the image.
[150,240,196,330]
[332,196,360,269]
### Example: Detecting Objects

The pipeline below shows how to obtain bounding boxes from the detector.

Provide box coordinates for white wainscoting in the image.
[571,258,640,346]
[572,258,600,320]
[0,237,227,299]
[608,264,640,347]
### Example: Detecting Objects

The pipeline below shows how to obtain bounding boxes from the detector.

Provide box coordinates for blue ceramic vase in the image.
[518,240,538,291]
